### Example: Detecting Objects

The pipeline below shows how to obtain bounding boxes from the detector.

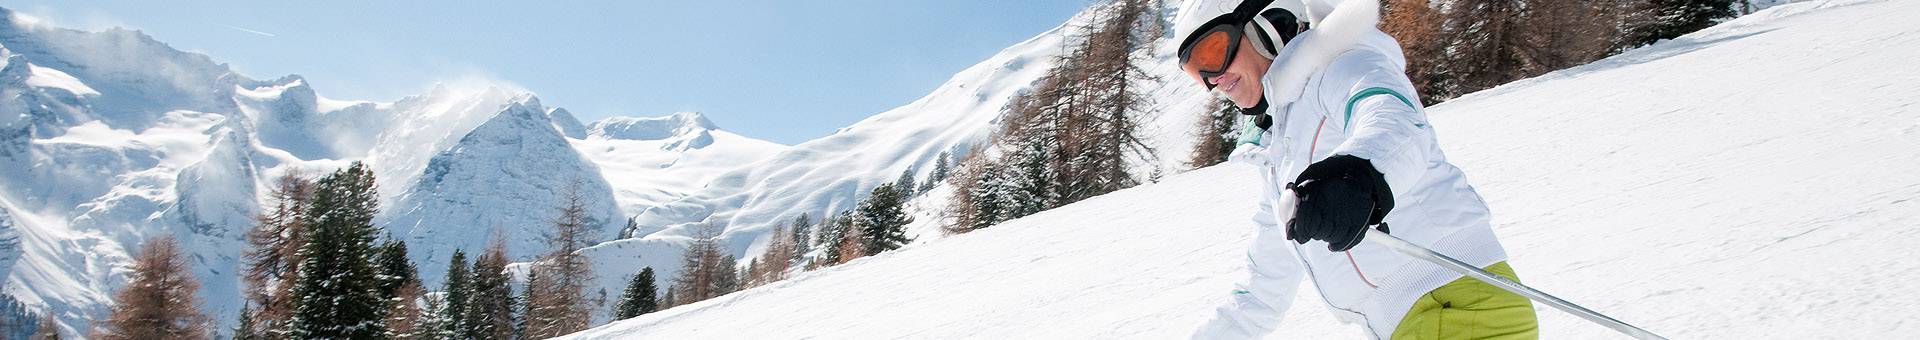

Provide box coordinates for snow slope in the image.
[565,0,1920,338]
[618,19,1084,254]
[575,112,789,227]
[605,0,1213,275]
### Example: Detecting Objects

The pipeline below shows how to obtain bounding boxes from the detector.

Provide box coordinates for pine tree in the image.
[384,281,428,339]
[943,150,989,235]
[856,184,914,255]
[242,171,312,339]
[788,213,812,267]
[894,168,918,197]
[1424,0,1629,100]
[815,213,850,266]
[31,313,58,340]
[660,287,677,309]
[524,183,599,338]
[465,237,516,340]
[955,138,1052,233]
[233,304,258,340]
[97,236,211,340]
[945,0,1158,233]
[2,293,43,340]
[835,219,866,264]
[712,254,740,296]
[1053,0,1158,204]
[667,223,744,304]
[519,269,539,338]
[614,267,659,320]
[921,151,951,192]
[418,293,452,340]
[671,223,723,304]
[1186,97,1242,169]
[1631,0,1735,45]
[746,259,762,287]
[375,237,422,300]
[288,162,387,339]
[439,250,472,339]
[754,224,795,285]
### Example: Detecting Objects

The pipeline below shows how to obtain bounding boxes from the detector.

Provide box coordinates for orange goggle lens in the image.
[1184,30,1235,74]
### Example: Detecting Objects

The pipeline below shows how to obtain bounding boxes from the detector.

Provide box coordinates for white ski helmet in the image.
[1173,0,1306,60]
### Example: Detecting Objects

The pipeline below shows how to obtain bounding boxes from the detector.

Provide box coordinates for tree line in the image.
[1383,0,1739,103]
[946,0,1163,234]
[659,163,928,309]
[82,151,943,339]
[84,162,658,339]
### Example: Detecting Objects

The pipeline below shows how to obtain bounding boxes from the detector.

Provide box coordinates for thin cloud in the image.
[219,24,276,38]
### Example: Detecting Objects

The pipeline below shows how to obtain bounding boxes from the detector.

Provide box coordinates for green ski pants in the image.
[1391,261,1540,340]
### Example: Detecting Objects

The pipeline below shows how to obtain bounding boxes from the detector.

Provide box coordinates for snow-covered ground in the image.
[565,0,1920,338]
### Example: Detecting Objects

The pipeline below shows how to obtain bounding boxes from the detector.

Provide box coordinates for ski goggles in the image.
[1178,15,1247,89]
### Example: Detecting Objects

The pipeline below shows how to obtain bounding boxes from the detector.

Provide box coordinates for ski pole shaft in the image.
[1363,229,1668,340]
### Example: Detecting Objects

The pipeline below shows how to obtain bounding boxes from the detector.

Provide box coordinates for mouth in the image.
[1216,74,1240,93]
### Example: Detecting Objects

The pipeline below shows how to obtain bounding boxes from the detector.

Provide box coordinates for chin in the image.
[1229,92,1261,108]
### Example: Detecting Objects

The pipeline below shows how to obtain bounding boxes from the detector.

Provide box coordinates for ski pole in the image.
[1363,229,1670,340]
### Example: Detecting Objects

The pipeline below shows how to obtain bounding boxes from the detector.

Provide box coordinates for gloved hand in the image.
[1287,155,1394,252]
[1227,143,1271,167]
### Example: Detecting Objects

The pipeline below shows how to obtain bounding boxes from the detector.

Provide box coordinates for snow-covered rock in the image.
[380,95,624,282]
[0,7,240,131]
[586,111,716,141]
[549,107,588,139]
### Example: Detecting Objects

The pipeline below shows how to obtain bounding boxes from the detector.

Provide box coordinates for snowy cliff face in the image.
[363,85,525,204]
[0,8,240,132]
[548,107,589,139]
[380,96,625,283]
[0,8,281,333]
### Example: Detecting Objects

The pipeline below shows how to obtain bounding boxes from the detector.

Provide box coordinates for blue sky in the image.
[9,1,1090,144]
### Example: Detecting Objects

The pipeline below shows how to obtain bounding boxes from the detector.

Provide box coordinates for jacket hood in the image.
[1262,0,1404,109]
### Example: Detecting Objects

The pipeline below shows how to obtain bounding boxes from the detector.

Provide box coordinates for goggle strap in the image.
[1246,22,1276,60]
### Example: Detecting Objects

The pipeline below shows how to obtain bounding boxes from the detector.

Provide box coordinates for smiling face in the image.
[1183,35,1273,109]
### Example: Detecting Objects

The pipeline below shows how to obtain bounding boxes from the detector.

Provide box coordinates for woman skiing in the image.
[1174,0,1539,338]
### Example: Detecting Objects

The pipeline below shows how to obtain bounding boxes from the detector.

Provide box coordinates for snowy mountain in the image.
[0,6,787,336]
[565,0,1920,338]
[576,111,789,228]
[609,0,1212,263]
[378,95,625,282]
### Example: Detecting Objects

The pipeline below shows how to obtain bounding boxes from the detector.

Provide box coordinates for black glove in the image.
[1287,155,1394,252]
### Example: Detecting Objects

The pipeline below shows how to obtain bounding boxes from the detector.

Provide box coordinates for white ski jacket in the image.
[1192,1,1509,339]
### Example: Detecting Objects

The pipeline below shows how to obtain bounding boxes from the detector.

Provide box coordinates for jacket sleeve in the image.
[1192,168,1304,339]
[1323,52,1434,202]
